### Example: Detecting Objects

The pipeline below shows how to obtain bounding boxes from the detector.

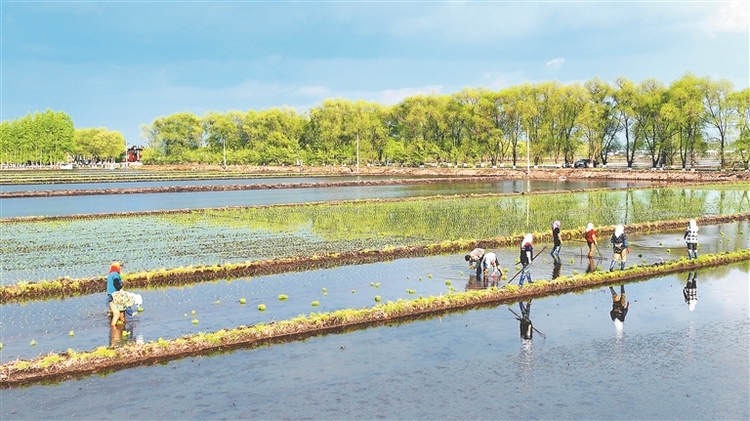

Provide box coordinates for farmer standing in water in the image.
[609,225,630,272]
[106,262,124,316]
[550,221,562,262]
[519,234,534,286]
[684,219,699,259]
[584,222,598,258]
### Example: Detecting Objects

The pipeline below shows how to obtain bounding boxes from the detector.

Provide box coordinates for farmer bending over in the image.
[465,248,485,269]
[110,290,142,326]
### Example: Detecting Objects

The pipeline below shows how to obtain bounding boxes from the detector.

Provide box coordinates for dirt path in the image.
[145,164,750,182]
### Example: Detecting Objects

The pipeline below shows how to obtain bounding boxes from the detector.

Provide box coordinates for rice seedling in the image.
[258,304,266,311]
[278,294,288,301]
[239,298,247,304]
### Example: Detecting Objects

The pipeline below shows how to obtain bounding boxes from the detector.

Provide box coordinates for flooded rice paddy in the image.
[1,176,748,419]
[0,178,658,218]
[1,221,747,364]
[2,261,747,420]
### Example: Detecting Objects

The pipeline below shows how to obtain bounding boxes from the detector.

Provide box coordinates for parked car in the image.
[573,158,598,168]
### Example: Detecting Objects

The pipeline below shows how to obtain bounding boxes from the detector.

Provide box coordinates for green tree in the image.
[614,77,641,168]
[581,78,621,166]
[142,112,203,161]
[701,77,735,167]
[670,74,707,169]
[731,88,750,169]
[73,128,126,162]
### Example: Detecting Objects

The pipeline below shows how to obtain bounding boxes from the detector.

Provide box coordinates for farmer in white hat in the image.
[684,219,699,259]
[609,225,630,272]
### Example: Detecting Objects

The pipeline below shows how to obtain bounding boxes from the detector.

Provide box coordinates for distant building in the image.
[127,146,144,162]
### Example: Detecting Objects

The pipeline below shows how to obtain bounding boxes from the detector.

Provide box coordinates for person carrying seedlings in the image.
[477,251,503,280]
[609,225,630,272]
[519,234,534,286]
[683,271,698,311]
[550,221,562,262]
[584,222,598,258]
[106,262,124,315]
[609,285,629,323]
[465,248,485,269]
[684,219,699,259]
[109,290,142,326]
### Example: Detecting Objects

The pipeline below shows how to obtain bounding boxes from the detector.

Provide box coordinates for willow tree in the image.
[73,128,126,162]
[701,77,735,167]
[670,74,707,169]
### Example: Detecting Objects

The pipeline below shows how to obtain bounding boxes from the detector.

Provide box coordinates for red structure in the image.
[126,146,144,162]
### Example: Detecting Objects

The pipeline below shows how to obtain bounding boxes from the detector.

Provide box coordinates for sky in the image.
[1,1,748,146]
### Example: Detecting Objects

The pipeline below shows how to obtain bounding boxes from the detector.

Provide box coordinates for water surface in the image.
[0,179,659,218]
[3,262,747,420]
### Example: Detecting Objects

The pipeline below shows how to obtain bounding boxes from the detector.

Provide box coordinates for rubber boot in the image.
[620,261,625,271]
[609,260,616,272]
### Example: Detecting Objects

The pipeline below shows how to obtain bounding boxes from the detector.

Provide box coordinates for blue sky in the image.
[2,1,748,146]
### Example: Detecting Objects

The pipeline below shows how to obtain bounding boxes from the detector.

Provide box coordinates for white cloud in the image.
[546,58,565,70]
[701,1,749,33]
[376,85,445,105]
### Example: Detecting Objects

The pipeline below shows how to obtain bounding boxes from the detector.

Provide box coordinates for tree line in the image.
[141,75,750,169]
[0,110,126,165]
[2,74,750,169]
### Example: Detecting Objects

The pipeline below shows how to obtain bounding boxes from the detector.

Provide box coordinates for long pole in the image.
[222,138,227,170]
[356,133,360,174]
[506,246,547,284]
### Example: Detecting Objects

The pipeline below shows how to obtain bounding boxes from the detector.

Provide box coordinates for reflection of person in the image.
[552,260,562,280]
[516,301,533,340]
[466,274,499,290]
[106,262,124,314]
[609,285,630,322]
[584,222,598,257]
[465,248,485,268]
[609,225,630,272]
[550,221,562,262]
[110,324,124,347]
[110,320,136,347]
[684,219,699,259]
[477,252,503,279]
[683,271,698,311]
[110,290,142,327]
[519,234,534,286]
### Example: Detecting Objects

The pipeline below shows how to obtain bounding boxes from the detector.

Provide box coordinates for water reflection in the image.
[609,285,630,324]
[683,271,698,311]
[109,319,138,347]
[509,301,545,340]
[465,274,501,290]
[552,261,562,280]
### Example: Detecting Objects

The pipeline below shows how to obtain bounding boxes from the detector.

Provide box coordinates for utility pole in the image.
[356,133,360,174]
